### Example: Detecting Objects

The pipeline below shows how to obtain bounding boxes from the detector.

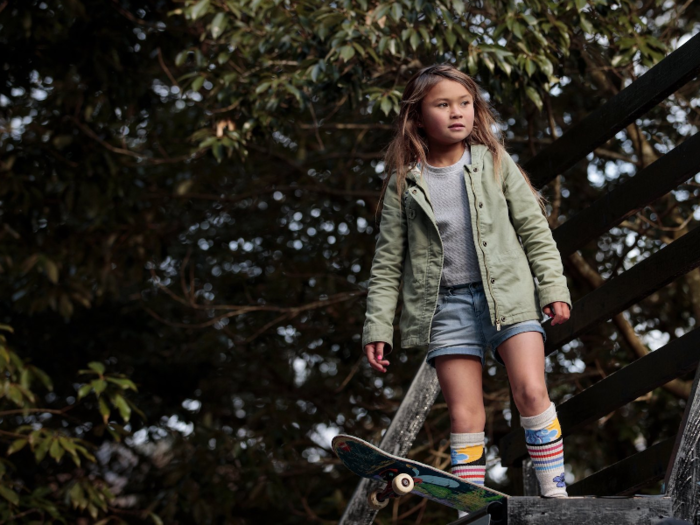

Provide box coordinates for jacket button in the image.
[500,316,505,322]
[479,202,483,208]
[482,241,487,246]
[474,167,479,172]
[490,278,495,283]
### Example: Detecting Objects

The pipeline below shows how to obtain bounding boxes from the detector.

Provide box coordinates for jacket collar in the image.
[405,143,485,191]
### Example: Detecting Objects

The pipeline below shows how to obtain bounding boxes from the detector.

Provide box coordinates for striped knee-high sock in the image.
[450,432,486,486]
[521,401,568,497]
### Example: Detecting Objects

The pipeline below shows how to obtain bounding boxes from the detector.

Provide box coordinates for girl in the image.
[362,64,573,503]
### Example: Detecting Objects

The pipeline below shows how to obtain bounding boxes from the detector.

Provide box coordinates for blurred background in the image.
[0,0,699,523]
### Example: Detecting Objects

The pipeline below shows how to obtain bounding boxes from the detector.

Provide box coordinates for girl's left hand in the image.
[543,301,570,326]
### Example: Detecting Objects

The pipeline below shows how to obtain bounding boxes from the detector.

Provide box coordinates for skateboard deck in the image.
[332,434,508,513]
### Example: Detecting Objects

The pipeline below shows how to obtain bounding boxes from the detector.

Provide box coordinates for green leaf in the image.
[49,438,64,462]
[175,50,188,67]
[190,0,210,20]
[98,398,111,423]
[444,30,456,50]
[339,45,355,62]
[106,377,137,391]
[575,0,587,11]
[20,368,31,389]
[69,482,87,511]
[34,437,50,462]
[44,259,59,284]
[0,325,14,334]
[191,76,205,92]
[525,86,543,111]
[77,383,93,400]
[29,366,53,391]
[7,439,27,455]
[7,385,23,406]
[0,485,18,505]
[255,82,271,94]
[58,437,77,457]
[88,362,105,375]
[112,394,132,423]
[150,512,165,525]
[379,96,392,116]
[409,30,420,51]
[579,14,594,34]
[210,12,228,38]
[390,3,402,22]
[91,379,107,395]
[212,142,224,163]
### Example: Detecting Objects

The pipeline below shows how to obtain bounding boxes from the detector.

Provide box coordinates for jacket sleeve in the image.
[502,153,573,312]
[361,172,407,354]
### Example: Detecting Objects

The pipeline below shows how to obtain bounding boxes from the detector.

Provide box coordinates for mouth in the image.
[448,125,465,129]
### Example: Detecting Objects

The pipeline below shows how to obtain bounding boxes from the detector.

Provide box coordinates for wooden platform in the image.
[446,496,674,525]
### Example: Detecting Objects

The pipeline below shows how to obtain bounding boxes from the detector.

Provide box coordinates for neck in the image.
[425,142,467,167]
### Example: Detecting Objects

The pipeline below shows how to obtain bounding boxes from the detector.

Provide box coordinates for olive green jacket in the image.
[362,144,572,353]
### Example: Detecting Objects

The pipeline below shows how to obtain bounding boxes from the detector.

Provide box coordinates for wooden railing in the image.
[498,33,700,518]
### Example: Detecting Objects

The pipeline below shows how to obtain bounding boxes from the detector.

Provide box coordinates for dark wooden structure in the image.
[339,33,700,524]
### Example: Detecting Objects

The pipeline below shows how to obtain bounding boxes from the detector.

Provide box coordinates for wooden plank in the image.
[522,459,541,496]
[524,32,700,187]
[568,437,675,496]
[338,360,441,525]
[665,362,700,522]
[542,225,700,358]
[554,132,700,258]
[506,496,673,525]
[500,327,700,466]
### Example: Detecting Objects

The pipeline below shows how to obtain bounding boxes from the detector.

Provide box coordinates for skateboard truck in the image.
[367,473,415,510]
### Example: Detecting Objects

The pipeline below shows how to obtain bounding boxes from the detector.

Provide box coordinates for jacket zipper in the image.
[465,166,502,331]
[407,184,445,342]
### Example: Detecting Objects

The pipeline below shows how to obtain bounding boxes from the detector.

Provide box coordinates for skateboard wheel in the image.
[392,473,415,496]
[367,491,389,510]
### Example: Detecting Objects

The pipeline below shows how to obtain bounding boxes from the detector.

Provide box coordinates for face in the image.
[418,79,475,147]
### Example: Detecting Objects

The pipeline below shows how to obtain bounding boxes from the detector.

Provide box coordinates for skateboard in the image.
[332,434,508,515]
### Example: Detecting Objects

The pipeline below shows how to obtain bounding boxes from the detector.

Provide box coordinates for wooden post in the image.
[338,360,441,525]
[664,362,700,523]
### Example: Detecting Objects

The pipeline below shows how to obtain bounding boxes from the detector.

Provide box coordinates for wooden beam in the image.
[542,225,700,358]
[505,496,673,525]
[554,132,700,258]
[500,327,700,466]
[524,32,700,187]
[568,437,675,496]
[338,360,441,525]
[665,361,700,522]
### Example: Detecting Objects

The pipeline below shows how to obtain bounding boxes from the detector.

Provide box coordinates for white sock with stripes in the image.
[450,431,486,486]
[521,401,568,497]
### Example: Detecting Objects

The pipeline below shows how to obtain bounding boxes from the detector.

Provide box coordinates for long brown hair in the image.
[376,63,547,221]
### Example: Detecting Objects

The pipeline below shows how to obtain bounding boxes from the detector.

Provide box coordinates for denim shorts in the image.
[425,280,546,369]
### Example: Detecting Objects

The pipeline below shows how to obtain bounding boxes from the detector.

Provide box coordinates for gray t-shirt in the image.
[422,145,482,287]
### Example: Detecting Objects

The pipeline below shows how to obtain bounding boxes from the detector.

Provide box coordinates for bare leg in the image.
[434,355,485,433]
[498,331,568,497]
[497,331,550,416]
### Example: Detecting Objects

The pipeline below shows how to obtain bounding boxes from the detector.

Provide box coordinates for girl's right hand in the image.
[364,342,390,373]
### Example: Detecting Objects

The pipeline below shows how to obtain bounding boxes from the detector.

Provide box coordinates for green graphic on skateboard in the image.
[332,434,508,514]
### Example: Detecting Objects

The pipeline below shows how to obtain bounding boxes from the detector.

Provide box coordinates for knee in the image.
[513,384,549,416]
[449,404,485,433]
